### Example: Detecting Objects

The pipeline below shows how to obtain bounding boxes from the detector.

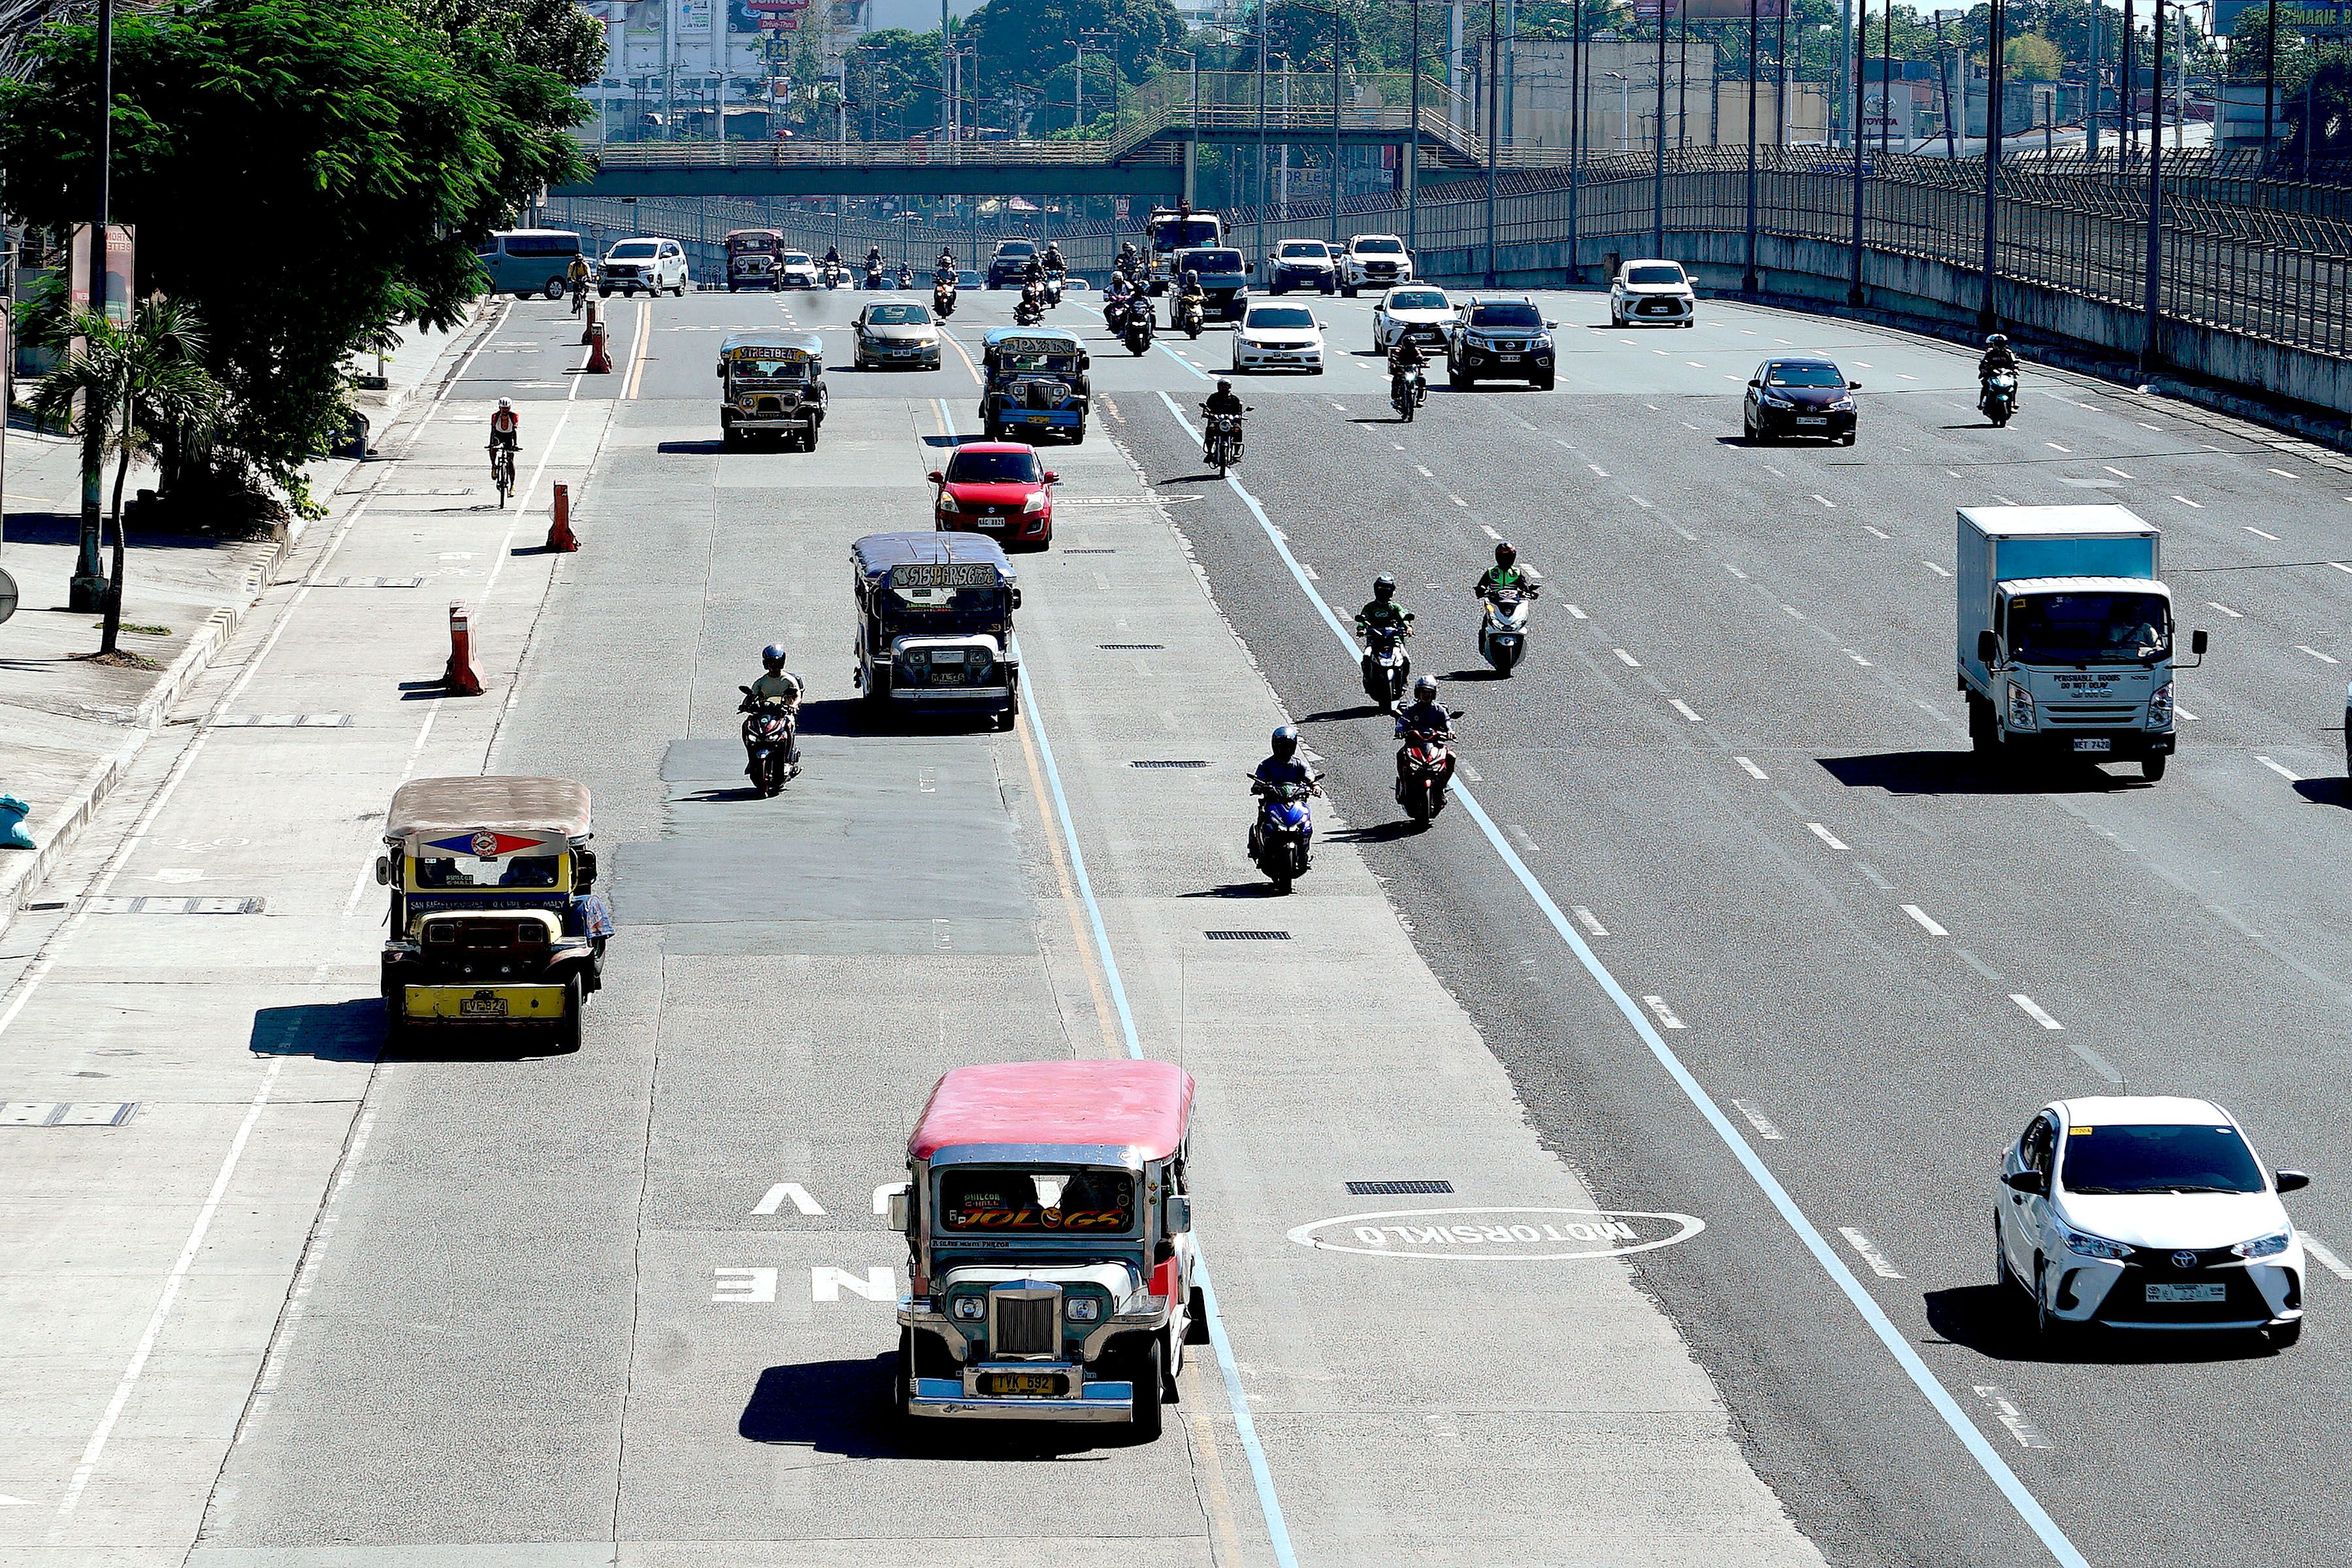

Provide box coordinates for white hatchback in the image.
[1609,258,1695,327]
[778,252,819,288]
[600,237,690,297]
[1372,284,1455,354]
[1997,1096,2308,1345]
[1231,302,1326,374]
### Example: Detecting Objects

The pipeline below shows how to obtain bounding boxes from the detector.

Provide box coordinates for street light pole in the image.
[1848,0,1866,305]
[1486,0,1500,282]
[1568,0,1584,281]
[1744,0,1759,292]
[1651,0,1669,257]
[2263,0,2277,155]
[1331,8,1343,245]
[1980,0,2006,329]
[1409,0,1422,256]
[71,0,116,612]
[2141,0,2164,370]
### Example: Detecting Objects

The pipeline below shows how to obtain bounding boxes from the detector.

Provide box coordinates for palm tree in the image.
[30,300,226,657]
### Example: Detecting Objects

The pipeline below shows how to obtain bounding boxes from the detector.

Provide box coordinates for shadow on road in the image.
[1924,1284,2279,1364]
[248,999,382,1064]
[740,1356,1126,1458]
[1817,751,2143,796]
[1180,881,1288,898]
[2293,777,2352,809]
[655,439,728,455]
[1331,819,1424,844]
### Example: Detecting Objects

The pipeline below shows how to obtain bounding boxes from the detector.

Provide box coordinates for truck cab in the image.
[1145,206,1222,293]
[1957,506,2206,781]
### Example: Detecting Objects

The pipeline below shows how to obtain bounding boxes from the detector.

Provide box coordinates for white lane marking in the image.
[1211,423,2097,1568]
[2256,755,2303,781]
[1897,372,1919,380]
[753,1183,826,1217]
[1863,525,1890,539]
[1631,495,1654,508]
[2011,994,2065,1030]
[1480,524,1503,540]
[1670,699,1704,722]
[1301,563,1319,580]
[1734,757,1769,780]
[1587,463,1610,476]
[2208,601,2244,617]
[1784,605,1807,619]
[2104,465,2134,479]
[1973,1386,2054,1450]
[1564,604,1588,619]
[1571,906,1609,936]
[1415,465,1434,476]
[2296,645,2340,664]
[2302,1236,2352,1281]
[2045,441,2071,453]
[1923,561,1952,577]
[1763,465,1786,477]
[1686,361,1705,368]
[1671,525,1697,542]
[2247,526,2281,540]
[1812,494,1837,508]
[1807,822,1850,851]
[1945,468,1962,478]
[1854,360,1874,368]
[1642,995,1688,1030]
[1846,651,1873,667]
[1991,494,2015,505]
[2138,421,2159,430]
[2173,495,2203,507]
[1613,648,1641,667]
[2269,467,2297,478]
[1840,1228,1906,1279]
[1724,563,1750,580]
[1730,1100,1784,1140]
[1903,905,1950,936]
[1450,495,1467,507]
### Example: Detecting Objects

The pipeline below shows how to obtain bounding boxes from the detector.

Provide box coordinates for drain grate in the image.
[83,896,264,915]
[1205,929,1289,941]
[1131,759,1207,769]
[214,714,351,728]
[318,576,425,588]
[1,1102,138,1128]
[1345,1179,1455,1196]
[1101,643,1166,651]
[1062,547,1118,554]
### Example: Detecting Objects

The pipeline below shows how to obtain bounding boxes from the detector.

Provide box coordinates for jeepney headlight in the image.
[1066,1297,1100,1322]
[952,1296,984,1320]
[2148,681,2174,728]
[2007,681,2036,730]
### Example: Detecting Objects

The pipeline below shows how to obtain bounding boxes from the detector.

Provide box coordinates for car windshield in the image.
[1629,264,1686,284]
[1249,306,1316,329]
[609,242,659,259]
[1355,238,1404,253]
[1767,364,1846,387]
[1469,304,1543,329]
[1278,242,1326,258]
[998,242,1035,256]
[867,304,932,325]
[946,449,1041,483]
[1189,250,1245,272]
[1389,289,1447,310]
[938,1168,1138,1232]
[783,252,809,265]
[2008,590,2171,664]
[2061,1124,2266,1196]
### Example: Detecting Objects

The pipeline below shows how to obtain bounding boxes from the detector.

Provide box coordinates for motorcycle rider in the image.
[1042,241,1067,277]
[739,644,803,780]
[1978,332,2018,408]
[1117,240,1140,277]
[896,261,914,288]
[1474,540,1539,600]
[825,244,843,268]
[1175,267,1207,327]
[1393,676,1456,789]
[1387,334,1428,403]
[1357,574,1412,639]
[938,247,956,274]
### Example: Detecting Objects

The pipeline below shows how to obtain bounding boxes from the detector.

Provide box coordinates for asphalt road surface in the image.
[3,270,2346,1568]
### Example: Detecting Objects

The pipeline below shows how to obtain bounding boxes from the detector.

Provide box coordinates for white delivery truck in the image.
[1957,505,2206,781]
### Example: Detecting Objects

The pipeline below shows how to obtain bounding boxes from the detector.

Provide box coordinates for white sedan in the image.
[1997,1095,2308,1345]
[1372,284,1454,354]
[778,251,819,288]
[1609,258,1696,327]
[1230,302,1326,374]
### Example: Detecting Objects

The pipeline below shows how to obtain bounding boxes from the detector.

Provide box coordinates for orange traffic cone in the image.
[546,483,580,553]
[442,601,484,696]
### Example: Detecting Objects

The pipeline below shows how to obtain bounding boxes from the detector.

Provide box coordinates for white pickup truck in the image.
[1957,504,2206,782]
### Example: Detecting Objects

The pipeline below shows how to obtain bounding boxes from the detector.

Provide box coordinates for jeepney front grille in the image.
[990,1288,1060,1358]
[1024,379,1070,410]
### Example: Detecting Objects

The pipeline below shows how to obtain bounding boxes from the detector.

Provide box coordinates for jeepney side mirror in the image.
[714,363,725,379]
[574,847,597,892]
[1010,587,1022,610]
[1162,1193,1192,1234]
[1976,629,1999,668]
[2192,628,2209,656]
[886,1186,911,1233]
[374,855,392,887]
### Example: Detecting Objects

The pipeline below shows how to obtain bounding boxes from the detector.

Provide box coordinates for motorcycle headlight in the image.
[2006,681,2036,730]
[2232,1229,2292,1260]
[2148,682,2174,728]
[2061,1225,2134,1261]
[1021,491,1048,514]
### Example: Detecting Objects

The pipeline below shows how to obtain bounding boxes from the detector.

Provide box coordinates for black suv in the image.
[987,239,1037,289]
[1170,246,1251,321]
[1446,296,1557,390]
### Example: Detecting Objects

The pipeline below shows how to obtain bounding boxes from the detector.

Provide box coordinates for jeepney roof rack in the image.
[719,330,824,357]
[387,776,591,844]
[909,1060,1194,1164]
[852,531,1017,579]
[979,325,1085,348]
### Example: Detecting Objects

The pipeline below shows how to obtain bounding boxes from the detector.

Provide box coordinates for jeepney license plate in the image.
[2146,1282,2227,1303]
[1797,416,1827,425]
[981,1371,1065,1397]
[461,995,509,1018]
[2074,738,2112,753]
[1024,413,1051,423]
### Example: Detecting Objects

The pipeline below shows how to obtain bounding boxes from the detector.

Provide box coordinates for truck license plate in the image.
[2146,1282,2227,1304]
[2072,738,2112,753]
[461,995,509,1018]
[980,1371,1064,1396]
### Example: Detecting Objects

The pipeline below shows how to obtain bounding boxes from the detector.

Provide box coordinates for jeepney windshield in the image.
[729,350,810,380]
[881,582,1009,636]
[996,351,1078,376]
[414,854,562,889]
[938,1167,1137,1233]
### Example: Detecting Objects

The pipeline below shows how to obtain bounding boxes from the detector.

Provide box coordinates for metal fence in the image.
[550,146,2352,361]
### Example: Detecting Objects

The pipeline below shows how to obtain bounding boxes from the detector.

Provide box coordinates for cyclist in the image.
[489,399,521,495]
[566,253,593,315]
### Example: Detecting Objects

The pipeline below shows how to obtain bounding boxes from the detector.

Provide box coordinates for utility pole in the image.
[71,0,116,612]
[1744,0,1759,291]
[1879,0,1893,155]
[1980,0,2006,328]
[2142,0,2164,368]
[1331,8,1343,244]
[2087,0,2101,158]
[1485,0,1500,282]
[1837,0,1851,145]
[941,0,952,146]
[1409,0,1422,255]
[1569,0,1584,280]
[1652,0,1669,257]
[1774,0,1787,146]
[1848,0,1866,305]
[2122,0,2135,163]
[1934,12,1957,157]
[2263,0,2277,155]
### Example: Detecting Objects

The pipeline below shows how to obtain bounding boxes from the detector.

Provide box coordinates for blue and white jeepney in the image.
[851,532,1022,727]
[978,327,1090,445]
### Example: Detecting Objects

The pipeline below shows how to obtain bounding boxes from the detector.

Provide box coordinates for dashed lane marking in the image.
[1613,648,1641,667]
[1730,1100,1784,1140]
[1734,757,1769,779]
[1903,905,1950,936]
[1807,823,1850,850]
[1840,1228,1905,1279]
[2208,601,2243,617]
[1670,699,1704,721]
[2255,755,2302,781]
[2010,994,2065,1030]
[1571,906,1609,936]
[1641,995,1688,1030]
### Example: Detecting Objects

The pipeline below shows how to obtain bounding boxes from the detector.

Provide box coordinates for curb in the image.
[0,302,497,941]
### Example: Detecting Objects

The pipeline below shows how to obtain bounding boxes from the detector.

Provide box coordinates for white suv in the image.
[600,237,691,297]
[1339,234,1413,297]
[1609,259,1695,327]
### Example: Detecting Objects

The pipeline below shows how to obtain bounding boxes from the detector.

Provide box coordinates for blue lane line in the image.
[1160,388,2094,1568]
[1016,638,1301,1568]
[1155,339,1211,381]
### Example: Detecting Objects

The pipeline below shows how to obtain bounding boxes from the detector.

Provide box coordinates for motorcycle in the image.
[1357,616,1414,711]
[738,689,798,798]
[934,279,958,319]
[1980,368,2017,429]
[1477,585,1537,676]
[897,265,914,289]
[1390,365,1426,422]
[864,265,885,290]
[1245,773,1320,894]
[1043,274,1064,309]
[1124,308,1154,356]
[823,262,843,290]
[1174,294,1205,338]
[1203,408,1247,474]
[1394,714,1460,825]
[1013,287,1044,327]
[1104,293,1132,334]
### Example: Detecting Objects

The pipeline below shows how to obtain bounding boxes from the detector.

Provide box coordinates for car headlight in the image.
[1831,397,1856,411]
[1066,1297,1100,1322]
[951,1296,984,1320]
[2234,1229,2292,1260]
[1757,389,1790,406]
[2148,681,2174,727]
[2061,1225,2134,1261]
[1021,491,1048,514]
[936,495,956,514]
[2007,681,2036,730]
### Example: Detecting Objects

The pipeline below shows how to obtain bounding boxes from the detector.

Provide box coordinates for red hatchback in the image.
[930,442,1057,551]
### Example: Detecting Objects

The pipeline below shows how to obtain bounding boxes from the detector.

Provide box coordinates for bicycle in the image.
[489,440,516,508]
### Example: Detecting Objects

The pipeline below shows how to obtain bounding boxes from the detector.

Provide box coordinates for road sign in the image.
[2215,0,2352,31]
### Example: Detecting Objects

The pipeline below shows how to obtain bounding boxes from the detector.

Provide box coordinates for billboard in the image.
[1679,0,1791,16]
[2215,0,2352,33]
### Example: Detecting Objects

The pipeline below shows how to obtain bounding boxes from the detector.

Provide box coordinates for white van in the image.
[478,230,584,300]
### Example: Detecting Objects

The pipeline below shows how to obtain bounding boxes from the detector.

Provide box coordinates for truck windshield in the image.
[2008,590,2170,664]
[938,1168,1137,1233]
[1153,219,1220,250]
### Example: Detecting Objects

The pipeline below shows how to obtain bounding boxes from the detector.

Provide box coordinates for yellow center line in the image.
[623,297,653,399]
[943,329,984,388]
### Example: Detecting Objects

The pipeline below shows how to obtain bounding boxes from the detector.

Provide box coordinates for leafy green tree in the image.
[963,0,1185,101]
[29,301,226,657]
[2005,31,2063,80]
[0,0,588,510]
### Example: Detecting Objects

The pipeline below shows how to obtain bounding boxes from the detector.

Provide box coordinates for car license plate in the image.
[980,1371,1064,1397]
[1500,353,1522,363]
[2146,1282,2227,1303]
[2073,738,2112,753]
[460,995,509,1019]
[977,519,1004,529]
[1797,417,1827,425]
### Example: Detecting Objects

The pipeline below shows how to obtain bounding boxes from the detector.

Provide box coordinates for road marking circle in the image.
[1287,1205,1705,1261]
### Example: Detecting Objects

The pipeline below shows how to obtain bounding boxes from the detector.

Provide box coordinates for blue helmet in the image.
[1270,725,1299,761]
[762,644,787,666]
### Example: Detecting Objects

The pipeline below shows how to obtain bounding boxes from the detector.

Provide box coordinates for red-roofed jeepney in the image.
[889,1059,1203,1439]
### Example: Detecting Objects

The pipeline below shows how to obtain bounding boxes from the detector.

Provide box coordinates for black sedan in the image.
[1744,358,1859,444]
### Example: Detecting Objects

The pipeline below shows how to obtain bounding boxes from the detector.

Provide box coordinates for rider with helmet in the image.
[1175,267,1207,327]
[1394,676,1453,745]
[1201,378,1245,420]
[1978,332,2017,384]
[1474,541,1538,600]
[1358,574,1411,637]
[1252,725,1318,792]
[488,397,520,460]
[1042,241,1067,276]
[740,644,803,777]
